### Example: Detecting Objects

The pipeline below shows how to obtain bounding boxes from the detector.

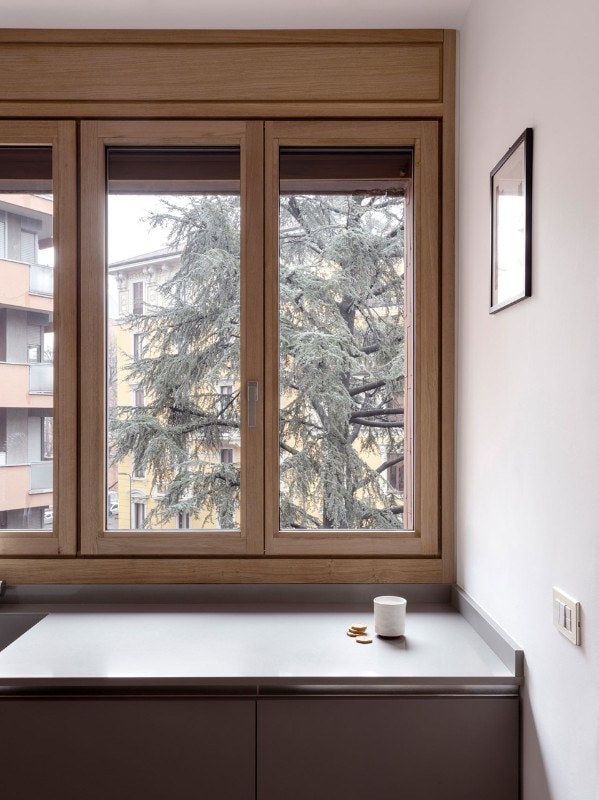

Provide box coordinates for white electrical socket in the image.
[553,587,580,645]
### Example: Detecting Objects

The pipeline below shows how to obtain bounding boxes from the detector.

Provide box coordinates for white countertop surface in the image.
[0,603,517,689]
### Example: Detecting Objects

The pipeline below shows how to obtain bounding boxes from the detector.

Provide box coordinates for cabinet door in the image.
[0,697,255,800]
[258,696,518,800]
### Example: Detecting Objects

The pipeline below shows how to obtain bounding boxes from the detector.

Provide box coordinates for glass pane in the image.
[106,147,241,531]
[278,147,413,531]
[0,147,54,532]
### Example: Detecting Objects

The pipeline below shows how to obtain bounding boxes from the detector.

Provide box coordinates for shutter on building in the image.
[27,324,42,362]
[20,229,37,265]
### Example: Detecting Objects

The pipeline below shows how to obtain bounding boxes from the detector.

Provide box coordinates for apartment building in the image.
[0,193,53,530]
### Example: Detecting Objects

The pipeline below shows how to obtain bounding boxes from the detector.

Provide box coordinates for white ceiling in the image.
[0,0,472,30]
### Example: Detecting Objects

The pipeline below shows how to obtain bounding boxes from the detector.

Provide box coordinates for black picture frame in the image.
[490,128,533,313]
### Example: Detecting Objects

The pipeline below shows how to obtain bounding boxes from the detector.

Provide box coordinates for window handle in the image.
[247,381,259,428]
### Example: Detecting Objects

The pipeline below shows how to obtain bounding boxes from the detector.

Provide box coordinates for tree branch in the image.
[359,343,380,355]
[349,407,403,420]
[361,502,404,520]
[376,455,404,474]
[280,441,300,456]
[349,379,387,397]
[351,418,403,429]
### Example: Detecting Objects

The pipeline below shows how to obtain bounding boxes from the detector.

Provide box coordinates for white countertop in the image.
[0,603,518,689]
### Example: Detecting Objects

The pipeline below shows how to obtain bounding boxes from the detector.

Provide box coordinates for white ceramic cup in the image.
[374,595,407,637]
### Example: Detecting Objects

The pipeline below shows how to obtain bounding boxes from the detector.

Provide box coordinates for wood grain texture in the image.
[441,30,457,582]
[0,557,444,584]
[79,121,105,556]
[0,44,441,103]
[0,102,446,120]
[54,121,78,556]
[413,123,440,556]
[0,30,445,45]
[242,121,265,555]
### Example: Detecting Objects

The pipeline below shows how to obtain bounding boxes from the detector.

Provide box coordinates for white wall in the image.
[458,1,599,798]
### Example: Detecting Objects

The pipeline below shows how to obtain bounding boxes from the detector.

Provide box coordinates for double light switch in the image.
[553,587,580,645]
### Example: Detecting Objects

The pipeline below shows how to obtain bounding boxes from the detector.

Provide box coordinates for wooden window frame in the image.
[0,29,454,583]
[0,121,77,557]
[80,120,264,556]
[264,121,439,557]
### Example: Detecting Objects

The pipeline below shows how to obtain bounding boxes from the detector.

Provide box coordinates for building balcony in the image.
[0,462,53,512]
[0,258,53,312]
[29,362,53,394]
[30,461,53,493]
[0,362,54,408]
[29,263,54,297]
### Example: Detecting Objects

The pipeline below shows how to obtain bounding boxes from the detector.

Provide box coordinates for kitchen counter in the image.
[0,587,522,690]
[0,586,522,799]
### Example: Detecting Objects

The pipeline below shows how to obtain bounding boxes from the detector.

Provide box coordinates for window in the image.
[42,416,53,460]
[220,448,234,464]
[177,511,190,529]
[275,145,412,534]
[0,126,76,555]
[1,31,454,581]
[386,452,404,493]
[132,455,145,480]
[132,281,144,315]
[78,118,442,564]
[133,333,144,362]
[218,383,233,413]
[20,229,37,265]
[133,502,146,529]
[264,122,438,557]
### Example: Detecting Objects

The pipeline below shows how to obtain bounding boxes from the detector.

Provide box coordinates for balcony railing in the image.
[29,362,53,393]
[30,460,53,493]
[29,263,54,297]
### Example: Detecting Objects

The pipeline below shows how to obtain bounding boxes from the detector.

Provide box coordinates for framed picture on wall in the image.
[490,128,533,313]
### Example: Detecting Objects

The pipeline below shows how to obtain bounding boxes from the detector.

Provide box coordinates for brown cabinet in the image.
[257,696,519,800]
[0,692,518,800]
[0,696,255,800]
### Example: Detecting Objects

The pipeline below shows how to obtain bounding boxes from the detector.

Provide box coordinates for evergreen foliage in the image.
[110,189,407,530]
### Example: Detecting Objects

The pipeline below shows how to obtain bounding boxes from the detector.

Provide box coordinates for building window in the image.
[386,453,404,493]
[42,416,53,460]
[20,229,37,265]
[133,333,144,362]
[132,455,145,480]
[177,511,190,529]
[220,448,234,464]
[132,281,144,315]
[133,388,144,408]
[133,502,145,528]
[218,383,233,413]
